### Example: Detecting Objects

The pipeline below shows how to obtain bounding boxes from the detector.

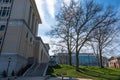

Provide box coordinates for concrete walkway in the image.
[15,77,44,80]
[47,77,92,80]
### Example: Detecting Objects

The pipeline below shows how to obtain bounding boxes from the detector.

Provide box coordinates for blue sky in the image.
[35,0,120,55]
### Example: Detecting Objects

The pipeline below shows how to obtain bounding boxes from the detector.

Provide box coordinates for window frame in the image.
[0,7,10,17]
[1,0,12,3]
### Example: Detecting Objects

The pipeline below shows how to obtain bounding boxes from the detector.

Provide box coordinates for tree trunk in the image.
[99,49,104,68]
[96,53,100,66]
[68,51,72,65]
[76,52,79,71]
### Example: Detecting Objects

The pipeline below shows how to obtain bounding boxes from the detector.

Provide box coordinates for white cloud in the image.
[40,34,58,55]
[35,0,83,55]
[46,0,56,19]
[35,0,45,23]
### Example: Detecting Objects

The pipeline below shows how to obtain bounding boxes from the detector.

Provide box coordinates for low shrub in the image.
[11,70,15,76]
[2,70,7,77]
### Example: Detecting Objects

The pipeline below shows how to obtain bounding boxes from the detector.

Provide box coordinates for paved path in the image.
[15,77,45,80]
[47,77,92,80]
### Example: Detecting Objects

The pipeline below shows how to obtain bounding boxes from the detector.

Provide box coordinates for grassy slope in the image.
[47,64,120,80]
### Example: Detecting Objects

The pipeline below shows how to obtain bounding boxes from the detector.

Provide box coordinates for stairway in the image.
[23,63,48,76]
[34,63,48,76]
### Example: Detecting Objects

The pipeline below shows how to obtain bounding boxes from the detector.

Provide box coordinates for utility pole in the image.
[6,57,11,76]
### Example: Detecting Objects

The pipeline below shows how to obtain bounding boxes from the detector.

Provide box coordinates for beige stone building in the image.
[108,57,120,68]
[0,0,50,76]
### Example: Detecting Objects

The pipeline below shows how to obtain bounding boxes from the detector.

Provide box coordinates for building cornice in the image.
[30,0,42,24]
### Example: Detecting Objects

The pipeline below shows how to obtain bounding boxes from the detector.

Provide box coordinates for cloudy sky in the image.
[35,0,64,55]
[35,0,120,55]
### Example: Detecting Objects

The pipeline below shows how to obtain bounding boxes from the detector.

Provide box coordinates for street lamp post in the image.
[7,57,11,76]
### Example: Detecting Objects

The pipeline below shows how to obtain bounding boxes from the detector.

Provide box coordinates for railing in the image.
[22,63,48,76]
[23,63,37,76]
[43,63,48,76]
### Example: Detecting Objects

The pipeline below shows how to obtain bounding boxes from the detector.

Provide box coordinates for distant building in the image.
[0,0,50,76]
[72,53,98,66]
[53,53,98,66]
[108,57,120,68]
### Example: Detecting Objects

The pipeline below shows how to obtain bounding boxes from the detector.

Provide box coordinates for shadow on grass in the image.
[78,67,120,80]
[46,64,62,77]
[46,66,54,75]
[52,64,62,69]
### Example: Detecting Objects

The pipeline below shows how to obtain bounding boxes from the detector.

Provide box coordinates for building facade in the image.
[53,53,98,66]
[108,57,120,68]
[0,0,50,76]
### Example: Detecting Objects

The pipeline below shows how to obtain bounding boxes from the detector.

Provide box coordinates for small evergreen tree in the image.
[11,70,15,76]
[2,70,7,77]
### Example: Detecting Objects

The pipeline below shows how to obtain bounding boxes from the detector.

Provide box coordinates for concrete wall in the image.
[10,0,40,36]
[0,54,27,76]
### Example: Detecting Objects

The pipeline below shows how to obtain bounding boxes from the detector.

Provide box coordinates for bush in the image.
[2,70,7,77]
[17,64,31,76]
[46,66,54,75]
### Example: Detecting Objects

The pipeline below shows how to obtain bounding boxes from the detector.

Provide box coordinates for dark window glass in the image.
[6,0,9,2]
[0,41,1,45]
[0,10,1,15]
[3,0,5,2]
[2,7,7,16]
[6,7,10,16]
[0,7,10,17]
[0,0,2,3]
[2,0,11,3]
[0,37,2,40]
[26,32,28,38]
[30,37,32,42]
[0,25,5,31]
[0,7,3,16]
[0,37,2,45]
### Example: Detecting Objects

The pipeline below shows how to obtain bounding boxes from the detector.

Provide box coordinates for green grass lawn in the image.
[46,64,120,80]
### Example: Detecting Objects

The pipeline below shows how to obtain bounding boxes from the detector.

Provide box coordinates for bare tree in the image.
[48,0,119,71]
[89,18,119,68]
[48,1,76,65]
[66,0,118,71]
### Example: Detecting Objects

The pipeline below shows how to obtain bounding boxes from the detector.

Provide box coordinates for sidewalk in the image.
[15,77,45,80]
[47,77,92,80]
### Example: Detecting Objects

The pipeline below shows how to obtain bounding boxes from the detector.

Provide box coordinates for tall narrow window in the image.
[0,9,1,15]
[28,6,32,27]
[0,0,2,3]
[30,37,32,43]
[0,37,2,45]
[31,13,34,31]
[26,32,28,38]
[2,7,7,16]
[6,7,10,16]
[0,7,10,17]
[3,0,5,3]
